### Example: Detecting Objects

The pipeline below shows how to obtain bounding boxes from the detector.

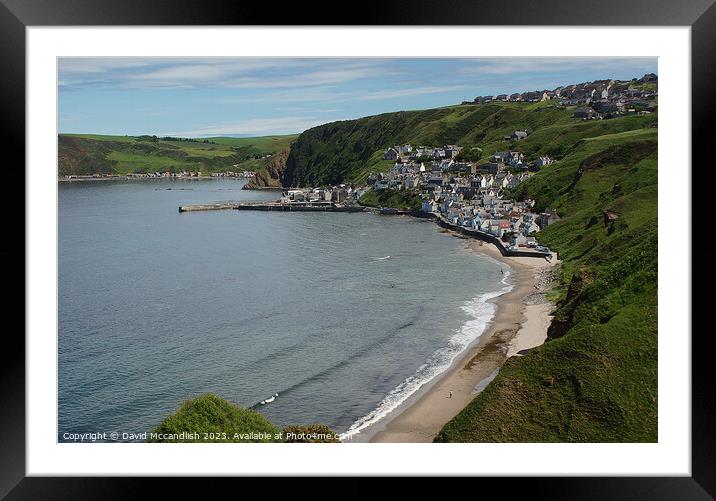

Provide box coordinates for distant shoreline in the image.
[58,176,252,182]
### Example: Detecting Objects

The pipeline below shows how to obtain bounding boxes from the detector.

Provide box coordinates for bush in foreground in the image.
[150,393,339,443]
[149,393,281,443]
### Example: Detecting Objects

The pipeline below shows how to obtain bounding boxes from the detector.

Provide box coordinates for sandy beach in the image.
[369,237,557,443]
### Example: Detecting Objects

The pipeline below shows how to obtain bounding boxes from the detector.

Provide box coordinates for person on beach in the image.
[449,391,453,398]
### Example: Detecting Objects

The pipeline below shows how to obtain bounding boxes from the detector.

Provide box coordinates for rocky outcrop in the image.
[547,269,595,340]
[603,208,621,234]
[243,146,291,189]
[603,208,620,225]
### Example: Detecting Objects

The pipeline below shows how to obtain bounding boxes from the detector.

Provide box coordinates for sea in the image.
[58,178,511,442]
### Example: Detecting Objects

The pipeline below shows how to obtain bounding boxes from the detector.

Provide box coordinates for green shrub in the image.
[149,393,281,443]
[359,189,422,211]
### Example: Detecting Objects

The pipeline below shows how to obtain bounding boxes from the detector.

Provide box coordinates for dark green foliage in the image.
[359,189,422,211]
[159,136,217,144]
[455,147,483,162]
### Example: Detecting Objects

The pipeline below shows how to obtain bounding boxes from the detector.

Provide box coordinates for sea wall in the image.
[435,216,549,258]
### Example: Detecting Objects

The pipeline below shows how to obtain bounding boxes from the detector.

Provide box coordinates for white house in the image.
[533,156,554,167]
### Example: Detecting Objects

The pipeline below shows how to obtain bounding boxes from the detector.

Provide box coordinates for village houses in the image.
[368,143,557,253]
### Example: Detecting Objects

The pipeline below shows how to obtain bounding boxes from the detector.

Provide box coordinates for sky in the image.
[58,57,658,138]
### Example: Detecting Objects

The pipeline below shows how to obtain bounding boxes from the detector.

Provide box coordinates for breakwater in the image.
[178,201,368,213]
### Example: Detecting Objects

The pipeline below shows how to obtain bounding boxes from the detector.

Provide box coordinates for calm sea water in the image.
[58,178,509,441]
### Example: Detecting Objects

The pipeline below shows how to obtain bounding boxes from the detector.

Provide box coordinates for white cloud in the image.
[58,58,395,90]
[58,58,155,74]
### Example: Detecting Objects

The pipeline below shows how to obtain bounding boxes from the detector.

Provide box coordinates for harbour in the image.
[178,199,552,259]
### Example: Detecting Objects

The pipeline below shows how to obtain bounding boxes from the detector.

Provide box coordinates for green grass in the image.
[435,123,658,443]
[630,82,658,92]
[205,135,297,150]
[66,133,137,143]
[106,151,199,172]
[435,232,657,442]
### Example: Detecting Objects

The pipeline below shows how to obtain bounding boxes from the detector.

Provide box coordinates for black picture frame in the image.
[2,0,710,497]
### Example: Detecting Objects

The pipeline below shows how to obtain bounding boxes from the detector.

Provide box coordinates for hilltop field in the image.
[57,133,297,177]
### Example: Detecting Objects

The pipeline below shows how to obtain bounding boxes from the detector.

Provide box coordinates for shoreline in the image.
[366,235,557,443]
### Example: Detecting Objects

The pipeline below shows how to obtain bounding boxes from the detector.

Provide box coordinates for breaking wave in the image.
[339,276,513,441]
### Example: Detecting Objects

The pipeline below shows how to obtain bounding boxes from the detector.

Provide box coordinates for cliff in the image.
[242,146,291,189]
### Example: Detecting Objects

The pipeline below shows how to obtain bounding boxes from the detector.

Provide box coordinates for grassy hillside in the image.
[435,127,658,442]
[282,101,656,186]
[58,133,297,177]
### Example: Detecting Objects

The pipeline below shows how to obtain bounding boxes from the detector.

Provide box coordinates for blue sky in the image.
[58,57,657,137]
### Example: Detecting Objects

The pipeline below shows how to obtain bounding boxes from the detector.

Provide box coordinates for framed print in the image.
[2,0,712,496]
